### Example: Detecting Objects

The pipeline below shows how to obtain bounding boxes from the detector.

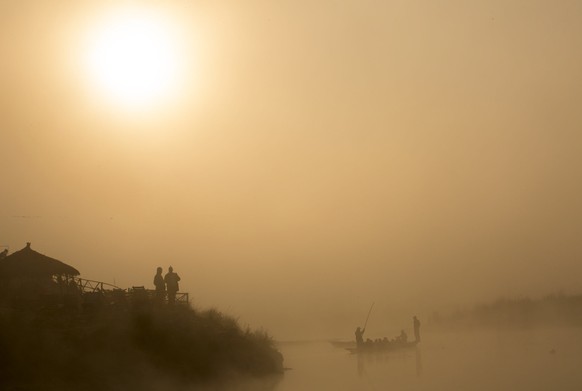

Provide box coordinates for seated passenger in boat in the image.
[399,330,408,343]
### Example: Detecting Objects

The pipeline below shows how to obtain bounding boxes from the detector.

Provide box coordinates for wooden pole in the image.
[363,302,375,330]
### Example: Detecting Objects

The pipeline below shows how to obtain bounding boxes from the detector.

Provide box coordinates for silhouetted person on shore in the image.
[355,327,366,348]
[399,329,408,343]
[67,278,80,294]
[164,266,181,305]
[154,267,165,303]
[413,315,421,342]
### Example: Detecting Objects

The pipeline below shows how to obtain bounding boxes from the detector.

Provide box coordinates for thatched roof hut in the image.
[0,242,80,278]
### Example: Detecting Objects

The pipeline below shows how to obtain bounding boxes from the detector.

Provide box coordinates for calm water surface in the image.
[271,328,582,391]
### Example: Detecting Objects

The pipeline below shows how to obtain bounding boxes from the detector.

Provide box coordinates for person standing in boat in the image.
[413,315,421,342]
[355,326,366,348]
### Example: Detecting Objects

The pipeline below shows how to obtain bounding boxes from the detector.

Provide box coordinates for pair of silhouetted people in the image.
[153,266,181,304]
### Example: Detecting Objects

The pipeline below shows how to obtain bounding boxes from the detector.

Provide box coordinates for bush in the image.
[0,305,284,390]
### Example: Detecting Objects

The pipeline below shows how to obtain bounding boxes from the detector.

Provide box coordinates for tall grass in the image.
[0,304,284,390]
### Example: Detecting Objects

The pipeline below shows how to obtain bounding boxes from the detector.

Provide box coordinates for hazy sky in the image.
[2,0,582,339]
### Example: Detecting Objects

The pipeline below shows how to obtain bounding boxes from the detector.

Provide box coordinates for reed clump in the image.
[0,304,284,390]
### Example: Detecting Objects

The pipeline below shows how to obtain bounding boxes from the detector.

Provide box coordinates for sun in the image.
[85,7,183,110]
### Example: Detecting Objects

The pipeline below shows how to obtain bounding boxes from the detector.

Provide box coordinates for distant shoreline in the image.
[428,293,582,331]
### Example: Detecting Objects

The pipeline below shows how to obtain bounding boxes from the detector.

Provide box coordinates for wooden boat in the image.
[346,340,418,354]
[329,339,356,349]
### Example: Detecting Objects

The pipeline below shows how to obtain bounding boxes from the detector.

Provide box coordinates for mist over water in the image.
[272,328,582,391]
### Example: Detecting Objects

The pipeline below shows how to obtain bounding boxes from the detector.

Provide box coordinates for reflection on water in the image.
[355,346,422,379]
[415,346,422,377]
[357,353,365,378]
[271,328,582,391]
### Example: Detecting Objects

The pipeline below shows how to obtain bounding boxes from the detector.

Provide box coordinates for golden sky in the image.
[2,0,582,339]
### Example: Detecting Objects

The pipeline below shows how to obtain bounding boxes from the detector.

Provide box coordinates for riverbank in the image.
[0,304,284,390]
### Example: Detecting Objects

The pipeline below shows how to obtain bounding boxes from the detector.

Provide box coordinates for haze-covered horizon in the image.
[2,0,582,341]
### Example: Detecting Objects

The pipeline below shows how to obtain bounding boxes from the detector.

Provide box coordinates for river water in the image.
[269,328,582,391]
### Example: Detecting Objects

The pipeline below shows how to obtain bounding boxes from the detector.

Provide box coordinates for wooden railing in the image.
[73,277,121,293]
[125,286,189,305]
[54,276,189,307]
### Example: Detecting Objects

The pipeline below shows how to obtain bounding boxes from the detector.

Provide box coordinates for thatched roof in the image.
[0,243,80,277]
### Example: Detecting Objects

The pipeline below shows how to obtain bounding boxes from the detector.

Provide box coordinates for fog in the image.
[2,0,582,341]
[276,328,582,391]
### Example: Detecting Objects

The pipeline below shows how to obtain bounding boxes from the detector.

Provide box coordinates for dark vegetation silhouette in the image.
[0,244,284,390]
[429,293,582,330]
[0,305,283,390]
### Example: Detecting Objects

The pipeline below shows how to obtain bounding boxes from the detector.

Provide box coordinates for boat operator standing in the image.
[413,316,421,342]
[355,326,366,348]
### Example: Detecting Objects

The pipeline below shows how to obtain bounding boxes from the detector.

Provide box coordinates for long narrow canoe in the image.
[329,340,356,349]
[346,340,418,354]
